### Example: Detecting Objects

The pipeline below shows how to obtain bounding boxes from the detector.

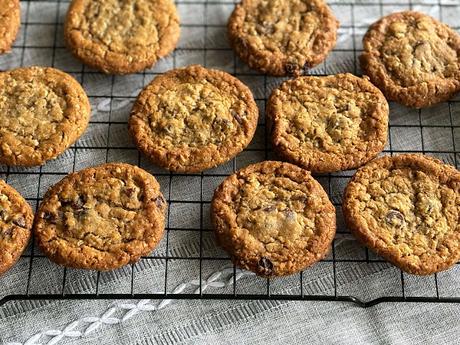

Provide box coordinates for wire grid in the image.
[1,0,460,308]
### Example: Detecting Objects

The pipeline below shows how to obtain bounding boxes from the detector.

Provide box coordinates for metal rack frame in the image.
[1,0,460,308]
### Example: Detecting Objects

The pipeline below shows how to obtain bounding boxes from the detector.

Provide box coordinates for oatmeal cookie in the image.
[64,0,180,74]
[228,0,339,76]
[129,65,259,173]
[267,73,389,173]
[343,154,460,275]
[0,179,33,276]
[0,0,20,54]
[361,11,460,108]
[212,161,336,277]
[0,67,90,166]
[34,163,166,271]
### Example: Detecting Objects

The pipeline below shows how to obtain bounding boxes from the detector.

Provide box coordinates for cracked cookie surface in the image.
[0,179,33,275]
[211,161,336,277]
[0,67,91,166]
[361,11,460,108]
[267,74,389,173]
[343,154,460,275]
[34,163,166,270]
[64,0,180,74]
[0,0,20,54]
[228,0,339,76]
[129,65,259,173]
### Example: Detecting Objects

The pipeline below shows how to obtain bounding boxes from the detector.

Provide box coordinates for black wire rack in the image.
[1,0,460,309]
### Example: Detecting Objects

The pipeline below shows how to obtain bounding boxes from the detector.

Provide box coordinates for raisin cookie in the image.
[212,161,336,277]
[0,67,91,166]
[0,0,20,54]
[267,73,389,173]
[34,163,166,271]
[64,0,180,74]
[0,179,33,276]
[343,154,460,275]
[228,0,339,76]
[361,11,460,108]
[129,65,259,173]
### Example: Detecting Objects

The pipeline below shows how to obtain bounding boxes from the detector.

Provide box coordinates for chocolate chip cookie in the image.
[129,65,259,173]
[361,11,460,108]
[212,161,336,277]
[267,73,389,173]
[0,179,33,276]
[64,0,180,74]
[0,0,20,54]
[228,0,339,76]
[34,163,166,271]
[0,67,91,166]
[343,154,460,275]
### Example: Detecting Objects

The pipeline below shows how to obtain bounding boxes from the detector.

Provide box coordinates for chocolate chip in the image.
[385,210,405,228]
[285,63,298,76]
[263,205,276,212]
[293,195,308,203]
[154,196,165,208]
[2,227,13,237]
[62,195,87,211]
[43,212,57,224]
[257,21,275,35]
[125,188,136,197]
[231,110,244,125]
[0,208,6,221]
[284,209,296,221]
[13,216,26,228]
[258,257,274,275]
[75,208,89,220]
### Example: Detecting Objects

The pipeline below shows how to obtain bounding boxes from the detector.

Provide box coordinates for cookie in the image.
[228,0,339,76]
[343,154,460,275]
[0,0,20,54]
[211,161,336,277]
[129,65,259,173]
[34,163,166,271]
[64,0,180,74]
[0,179,33,276]
[267,73,389,173]
[0,67,91,166]
[361,11,460,108]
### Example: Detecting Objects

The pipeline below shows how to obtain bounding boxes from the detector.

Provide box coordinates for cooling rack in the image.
[1,0,460,309]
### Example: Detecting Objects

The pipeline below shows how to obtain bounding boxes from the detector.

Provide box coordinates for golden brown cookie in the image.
[343,154,460,275]
[0,67,91,166]
[34,163,166,271]
[129,65,259,173]
[228,0,339,76]
[0,179,33,276]
[0,0,20,54]
[211,161,336,277]
[361,11,460,108]
[64,0,180,74]
[267,73,389,173]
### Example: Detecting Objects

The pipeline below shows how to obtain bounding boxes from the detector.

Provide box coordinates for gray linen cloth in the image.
[1,1,460,344]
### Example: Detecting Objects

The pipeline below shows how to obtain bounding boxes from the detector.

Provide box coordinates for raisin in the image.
[258,257,274,275]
